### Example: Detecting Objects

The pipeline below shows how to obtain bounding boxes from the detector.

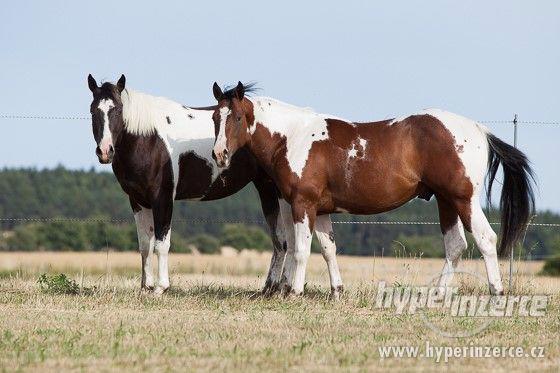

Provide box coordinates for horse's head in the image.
[87,74,126,164]
[211,81,254,168]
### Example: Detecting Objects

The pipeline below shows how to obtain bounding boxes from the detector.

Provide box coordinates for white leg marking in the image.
[134,208,155,289]
[314,215,344,298]
[279,200,296,292]
[154,231,171,294]
[290,213,312,295]
[265,204,287,290]
[438,218,467,288]
[470,201,503,294]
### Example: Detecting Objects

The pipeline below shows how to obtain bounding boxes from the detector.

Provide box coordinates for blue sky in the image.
[0,1,559,211]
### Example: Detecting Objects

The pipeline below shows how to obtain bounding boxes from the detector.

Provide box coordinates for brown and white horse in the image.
[211,82,535,296]
[87,75,343,295]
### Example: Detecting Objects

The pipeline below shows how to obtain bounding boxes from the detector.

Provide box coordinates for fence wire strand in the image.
[1,217,559,227]
[1,114,559,126]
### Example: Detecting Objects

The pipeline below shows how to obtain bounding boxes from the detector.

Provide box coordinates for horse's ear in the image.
[116,74,126,93]
[213,82,223,101]
[235,81,245,100]
[88,74,98,93]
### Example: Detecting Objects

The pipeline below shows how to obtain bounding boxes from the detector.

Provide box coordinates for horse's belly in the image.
[324,164,421,215]
[174,152,215,200]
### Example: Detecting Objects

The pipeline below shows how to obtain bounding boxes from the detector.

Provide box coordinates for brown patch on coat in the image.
[228,101,474,230]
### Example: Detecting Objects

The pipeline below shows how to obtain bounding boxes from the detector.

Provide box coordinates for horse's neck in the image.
[121,88,215,138]
[250,97,320,137]
[248,97,330,174]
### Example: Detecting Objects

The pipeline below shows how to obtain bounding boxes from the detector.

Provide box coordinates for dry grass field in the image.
[0,251,559,372]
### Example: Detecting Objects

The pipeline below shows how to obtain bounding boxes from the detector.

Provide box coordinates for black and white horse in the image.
[87,75,343,296]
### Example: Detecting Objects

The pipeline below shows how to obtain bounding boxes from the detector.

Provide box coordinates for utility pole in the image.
[509,114,518,292]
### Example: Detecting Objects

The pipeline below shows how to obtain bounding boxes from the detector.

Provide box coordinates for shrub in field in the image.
[220,224,270,251]
[5,224,41,251]
[188,234,220,254]
[541,256,560,276]
[103,223,137,251]
[393,234,445,258]
[37,273,80,295]
[4,220,192,252]
[170,234,191,253]
[38,221,89,251]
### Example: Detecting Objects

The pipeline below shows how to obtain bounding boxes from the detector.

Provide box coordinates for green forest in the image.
[1,167,559,259]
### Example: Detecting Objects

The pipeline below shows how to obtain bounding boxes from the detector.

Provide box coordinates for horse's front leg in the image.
[151,194,173,295]
[131,198,155,291]
[286,201,316,296]
[262,210,287,295]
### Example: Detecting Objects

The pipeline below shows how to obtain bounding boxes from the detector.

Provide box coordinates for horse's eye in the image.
[236,116,242,123]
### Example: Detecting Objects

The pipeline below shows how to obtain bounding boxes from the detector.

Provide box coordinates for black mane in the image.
[221,82,259,100]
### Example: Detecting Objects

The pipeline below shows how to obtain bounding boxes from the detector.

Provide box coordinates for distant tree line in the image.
[1,167,559,259]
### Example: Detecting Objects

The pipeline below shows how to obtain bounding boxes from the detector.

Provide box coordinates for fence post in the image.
[508,114,518,291]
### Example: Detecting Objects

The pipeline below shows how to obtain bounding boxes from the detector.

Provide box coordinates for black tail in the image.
[486,134,535,256]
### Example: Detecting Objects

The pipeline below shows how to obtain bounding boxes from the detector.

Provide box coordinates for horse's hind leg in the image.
[436,196,467,288]
[278,199,296,293]
[314,215,344,300]
[253,177,288,295]
[456,198,504,295]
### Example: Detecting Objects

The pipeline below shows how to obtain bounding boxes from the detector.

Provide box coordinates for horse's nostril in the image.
[108,145,114,155]
[95,147,102,156]
[223,149,229,158]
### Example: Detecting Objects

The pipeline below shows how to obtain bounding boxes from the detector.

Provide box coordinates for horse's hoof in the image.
[283,286,303,299]
[141,285,154,293]
[153,286,169,296]
[330,285,344,301]
[262,282,282,297]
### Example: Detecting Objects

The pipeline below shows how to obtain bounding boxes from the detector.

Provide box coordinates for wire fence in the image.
[1,217,559,227]
[1,113,560,126]
[1,113,559,263]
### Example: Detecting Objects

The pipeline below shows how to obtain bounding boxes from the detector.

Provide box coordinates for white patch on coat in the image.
[359,138,367,151]
[388,108,489,195]
[348,137,367,159]
[422,109,489,195]
[98,99,115,151]
[249,97,351,178]
[120,89,223,197]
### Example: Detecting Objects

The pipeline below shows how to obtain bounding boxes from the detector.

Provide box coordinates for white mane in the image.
[121,89,187,136]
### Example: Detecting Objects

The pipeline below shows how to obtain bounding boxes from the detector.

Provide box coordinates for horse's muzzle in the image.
[96,145,114,164]
[213,148,230,169]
